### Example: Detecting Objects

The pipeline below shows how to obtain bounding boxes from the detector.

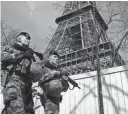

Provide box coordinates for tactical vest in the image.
[1,44,32,85]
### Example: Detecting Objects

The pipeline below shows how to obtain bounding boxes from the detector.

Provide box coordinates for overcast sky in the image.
[0,1,115,53]
[1,1,128,63]
[1,1,64,53]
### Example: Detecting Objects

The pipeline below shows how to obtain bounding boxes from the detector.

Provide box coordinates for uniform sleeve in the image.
[39,70,59,86]
[1,45,16,64]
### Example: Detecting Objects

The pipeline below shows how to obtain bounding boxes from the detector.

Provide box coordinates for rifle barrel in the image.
[68,77,81,89]
[34,51,44,60]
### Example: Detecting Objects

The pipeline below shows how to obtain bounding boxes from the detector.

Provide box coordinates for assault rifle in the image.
[14,48,43,62]
[36,60,81,90]
[67,76,81,90]
[34,51,43,61]
[39,69,81,90]
[60,70,81,90]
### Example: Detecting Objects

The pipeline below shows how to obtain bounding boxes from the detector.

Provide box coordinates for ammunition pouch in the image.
[15,59,31,75]
[1,69,9,88]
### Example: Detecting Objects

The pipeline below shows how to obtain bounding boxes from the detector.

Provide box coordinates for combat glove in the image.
[51,71,61,78]
[14,53,24,61]
[24,48,34,59]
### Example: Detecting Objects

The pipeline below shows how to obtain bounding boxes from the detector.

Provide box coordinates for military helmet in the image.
[17,32,31,40]
[46,80,62,97]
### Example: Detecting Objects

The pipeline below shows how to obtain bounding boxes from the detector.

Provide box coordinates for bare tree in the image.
[52,1,128,47]
[97,1,128,63]
[1,20,20,47]
[96,1,128,50]
[52,1,65,13]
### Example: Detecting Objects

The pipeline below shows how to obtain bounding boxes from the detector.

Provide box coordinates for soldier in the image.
[38,50,69,114]
[1,32,35,114]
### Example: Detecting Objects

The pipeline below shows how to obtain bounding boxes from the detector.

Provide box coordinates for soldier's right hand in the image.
[51,71,61,78]
[24,48,34,59]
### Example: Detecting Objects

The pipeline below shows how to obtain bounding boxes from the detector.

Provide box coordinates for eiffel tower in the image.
[44,1,125,75]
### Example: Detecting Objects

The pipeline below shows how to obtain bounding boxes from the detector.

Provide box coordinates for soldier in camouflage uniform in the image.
[39,50,69,114]
[1,32,35,114]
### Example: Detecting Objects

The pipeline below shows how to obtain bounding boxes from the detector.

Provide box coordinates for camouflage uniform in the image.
[39,60,69,114]
[1,43,34,114]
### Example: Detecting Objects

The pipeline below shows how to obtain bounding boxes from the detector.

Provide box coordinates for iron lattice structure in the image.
[44,1,125,75]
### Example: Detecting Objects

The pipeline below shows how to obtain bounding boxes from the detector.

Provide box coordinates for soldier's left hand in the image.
[51,71,61,77]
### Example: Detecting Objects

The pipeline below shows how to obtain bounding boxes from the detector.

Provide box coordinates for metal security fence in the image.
[59,65,128,114]
[1,65,128,114]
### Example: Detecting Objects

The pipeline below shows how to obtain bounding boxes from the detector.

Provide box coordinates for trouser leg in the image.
[23,83,34,114]
[44,98,59,114]
[3,80,25,114]
[6,96,25,114]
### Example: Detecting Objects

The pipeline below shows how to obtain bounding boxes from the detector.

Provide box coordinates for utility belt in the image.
[47,94,61,100]
[40,93,62,106]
